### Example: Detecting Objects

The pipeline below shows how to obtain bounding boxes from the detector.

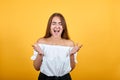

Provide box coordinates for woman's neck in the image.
[50,36,62,40]
[46,36,65,45]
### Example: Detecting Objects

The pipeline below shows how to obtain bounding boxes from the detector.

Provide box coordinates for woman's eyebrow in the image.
[58,22,62,23]
[52,22,56,23]
[52,21,61,23]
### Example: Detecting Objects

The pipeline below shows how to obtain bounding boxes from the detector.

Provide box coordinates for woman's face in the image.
[50,16,63,37]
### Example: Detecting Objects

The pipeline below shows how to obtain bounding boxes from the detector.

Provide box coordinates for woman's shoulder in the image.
[36,38,47,44]
[63,39,75,47]
[35,38,75,47]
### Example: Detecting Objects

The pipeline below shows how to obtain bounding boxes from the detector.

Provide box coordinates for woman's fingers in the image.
[32,43,37,48]
[74,43,83,52]
[32,43,43,54]
[80,44,83,48]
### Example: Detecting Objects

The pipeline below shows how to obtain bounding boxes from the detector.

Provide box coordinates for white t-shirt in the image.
[31,44,77,77]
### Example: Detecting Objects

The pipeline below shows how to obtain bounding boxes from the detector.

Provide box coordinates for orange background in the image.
[0,0,120,80]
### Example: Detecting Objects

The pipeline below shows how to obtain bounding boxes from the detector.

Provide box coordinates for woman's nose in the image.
[55,23,60,27]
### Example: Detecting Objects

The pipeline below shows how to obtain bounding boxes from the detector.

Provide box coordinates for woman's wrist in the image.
[37,51,43,55]
[36,53,43,61]
[70,52,75,55]
[38,53,43,56]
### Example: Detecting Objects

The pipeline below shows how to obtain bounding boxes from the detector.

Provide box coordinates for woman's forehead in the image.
[52,16,61,21]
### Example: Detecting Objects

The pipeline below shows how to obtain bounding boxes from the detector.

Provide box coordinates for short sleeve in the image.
[30,50,38,60]
[69,47,78,63]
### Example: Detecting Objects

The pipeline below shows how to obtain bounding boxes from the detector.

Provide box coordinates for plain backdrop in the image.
[0,0,120,80]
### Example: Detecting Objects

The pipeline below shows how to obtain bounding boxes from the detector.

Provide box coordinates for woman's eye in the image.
[52,23,55,25]
[59,22,62,25]
[51,22,62,25]
[52,22,56,25]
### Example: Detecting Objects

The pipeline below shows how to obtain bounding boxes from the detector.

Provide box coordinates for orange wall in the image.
[0,0,120,80]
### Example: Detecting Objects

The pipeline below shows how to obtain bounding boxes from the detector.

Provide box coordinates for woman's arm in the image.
[69,40,83,71]
[33,54,43,71]
[32,39,44,71]
[67,40,76,71]
[70,54,76,71]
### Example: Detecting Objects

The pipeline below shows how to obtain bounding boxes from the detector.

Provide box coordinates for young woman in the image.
[31,13,82,80]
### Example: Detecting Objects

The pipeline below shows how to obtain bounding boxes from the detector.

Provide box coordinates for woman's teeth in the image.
[54,30,60,32]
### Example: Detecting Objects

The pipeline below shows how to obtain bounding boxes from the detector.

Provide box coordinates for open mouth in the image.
[53,29,60,33]
[52,27,63,35]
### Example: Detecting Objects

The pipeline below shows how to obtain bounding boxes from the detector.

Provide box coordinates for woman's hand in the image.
[70,43,83,55]
[32,43,43,55]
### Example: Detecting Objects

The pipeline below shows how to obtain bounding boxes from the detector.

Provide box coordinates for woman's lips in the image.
[53,29,60,32]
